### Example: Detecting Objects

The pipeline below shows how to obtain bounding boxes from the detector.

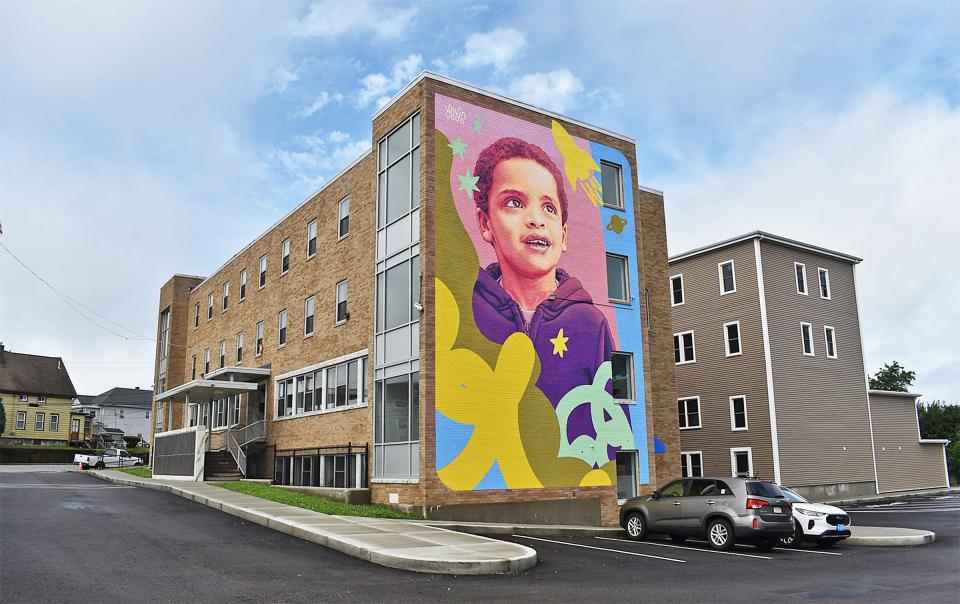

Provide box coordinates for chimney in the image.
[0,342,4,361]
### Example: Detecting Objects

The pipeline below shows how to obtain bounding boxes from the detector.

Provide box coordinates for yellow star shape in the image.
[550,328,570,358]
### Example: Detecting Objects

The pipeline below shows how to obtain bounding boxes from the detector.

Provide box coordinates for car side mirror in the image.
[650,490,660,500]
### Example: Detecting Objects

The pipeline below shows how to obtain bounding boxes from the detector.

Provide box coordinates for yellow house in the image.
[0,346,78,446]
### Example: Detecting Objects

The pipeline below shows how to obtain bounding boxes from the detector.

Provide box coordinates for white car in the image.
[779,486,851,547]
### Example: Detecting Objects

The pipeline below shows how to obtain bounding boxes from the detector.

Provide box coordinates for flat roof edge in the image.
[868,390,922,398]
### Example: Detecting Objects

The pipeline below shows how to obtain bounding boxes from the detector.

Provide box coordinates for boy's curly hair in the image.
[474,137,569,224]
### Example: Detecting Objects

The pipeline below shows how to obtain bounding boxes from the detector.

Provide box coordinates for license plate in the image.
[773,507,782,513]
[837,523,847,531]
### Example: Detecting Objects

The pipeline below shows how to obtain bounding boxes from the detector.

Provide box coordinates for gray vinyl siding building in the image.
[869,391,949,493]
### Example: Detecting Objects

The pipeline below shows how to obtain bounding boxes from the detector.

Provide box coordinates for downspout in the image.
[754,235,783,485]
[854,265,881,494]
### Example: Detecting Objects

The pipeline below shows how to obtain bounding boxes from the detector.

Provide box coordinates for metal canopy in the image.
[153,379,258,405]
[203,366,272,383]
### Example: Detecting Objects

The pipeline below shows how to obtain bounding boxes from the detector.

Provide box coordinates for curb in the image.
[846,527,936,547]
[416,520,624,538]
[820,487,960,508]
[88,471,536,575]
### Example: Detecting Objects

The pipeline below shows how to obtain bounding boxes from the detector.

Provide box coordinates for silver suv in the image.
[619,477,794,551]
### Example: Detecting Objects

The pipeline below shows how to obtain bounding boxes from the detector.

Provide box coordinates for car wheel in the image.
[779,520,803,548]
[669,534,688,543]
[94,462,105,469]
[624,512,648,541]
[134,461,142,466]
[816,539,838,548]
[707,518,734,551]
[754,539,775,551]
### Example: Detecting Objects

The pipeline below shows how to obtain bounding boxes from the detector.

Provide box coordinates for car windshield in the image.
[781,488,807,504]
[745,481,785,498]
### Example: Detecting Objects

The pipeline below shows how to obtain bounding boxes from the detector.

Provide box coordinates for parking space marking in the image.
[514,535,686,563]
[0,485,135,489]
[770,547,843,556]
[846,508,960,513]
[595,537,772,560]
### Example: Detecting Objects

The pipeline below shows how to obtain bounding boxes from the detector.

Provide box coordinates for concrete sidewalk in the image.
[90,470,536,575]
[846,526,935,546]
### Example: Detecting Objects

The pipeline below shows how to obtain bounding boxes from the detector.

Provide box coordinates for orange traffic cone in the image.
[77,461,84,472]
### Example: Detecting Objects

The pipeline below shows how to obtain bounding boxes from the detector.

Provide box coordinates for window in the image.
[204,348,211,374]
[606,254,630,303]
[38,395,46,403]
[15,411,26,430]
[373,370,419,479]
[379,115,420,227]
[219,340,226,368]
[336,280,348,323]
[730,395,748,430]
[378,259,417,331]
[222,282,229,311]
[681,451,703,478]
[678,396,701,429]
[239,270,247,300]
[194,303,200,328]
[724,321,742,357]
[281,239,291,274]
[731,448,753,478]
[35,412,45,431]
[50,414,59,432]
[824,326,837,358]
[259,255,267,288]
[304,296,315,336]
[18,394,27,402]
[718,260,736,294]
[660,480,684,497]
[256,321,264,356]
[600,161,624,209]
[278,309,287,346]
[275,356,368,419]
[795,262,808,295]
[818,268,831,299]
[191,355,197,380]
[236,331,244,363]
[674,331,696,364]
[338,197,350,239]
[670,274,684,306]
[611,352,635,401]
[210,395,240,429]
[156,401,164,430]
[616,450,638,499]
[307,219,317,257]
[207,293,214,320]
[801,322,814,356]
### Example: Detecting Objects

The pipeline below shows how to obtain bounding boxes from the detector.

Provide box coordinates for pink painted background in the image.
[435,94,619,346]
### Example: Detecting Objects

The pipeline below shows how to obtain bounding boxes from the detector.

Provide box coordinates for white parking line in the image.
[771,546,843,556]
[595,537,772,560]
[0,485,135,489]
[847,508,960,513]
[513,535,686,563]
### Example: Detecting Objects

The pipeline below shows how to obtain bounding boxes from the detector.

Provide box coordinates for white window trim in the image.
[599,160,625,210]
[307,219,318,259]
[278,309,288,348]
[259,255,267,290]
[680,450,703,478]
[718,260,736,295]
[606,253,631,304]
[794,262,808,295]
[255,321,264,358]
[670,274,685,307]
[207,293,214,321]
[236,331,244,363]
[678,396,701,430]
[304,296,316,338]
[273,350,369,421]
[16,411,26,430]
[674,330,696,365]
[818,267,831,299]
[729,395,748,431]
[219,340,226,368]
[801,322,815,356]
[611,351,636,404]
[723,321,742,357]
[338,196,350,241]
[335,280,348,325]
[50,413,59,432]
[35,412,45,431]
[281,239,291,275]
[730,447,753,478]
[824,325,838,359]
[38,395,46,403]
[239,270,247,301]
[222,282,229,312]
[18,394,28,402]
[194,303,200,328]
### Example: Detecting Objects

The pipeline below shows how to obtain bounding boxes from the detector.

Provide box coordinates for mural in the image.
[434,95,648,491]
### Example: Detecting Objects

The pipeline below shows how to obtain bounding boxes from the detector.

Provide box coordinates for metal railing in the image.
[233,419,267,447]
[226,429,246,477]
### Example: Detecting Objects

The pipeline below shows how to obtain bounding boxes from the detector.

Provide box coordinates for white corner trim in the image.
[754,239,781,485]
[854,265,881,495]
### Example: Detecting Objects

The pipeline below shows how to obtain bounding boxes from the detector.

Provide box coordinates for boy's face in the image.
[477,157,568,280]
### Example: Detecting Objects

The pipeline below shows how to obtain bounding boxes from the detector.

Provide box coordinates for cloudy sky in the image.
[1,1,957,401]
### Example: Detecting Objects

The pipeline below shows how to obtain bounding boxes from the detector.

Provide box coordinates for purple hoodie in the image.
[472,263,614,421]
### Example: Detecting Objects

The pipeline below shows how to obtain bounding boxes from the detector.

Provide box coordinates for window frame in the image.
[222,282,229,311]
[219,340,226,368]
[818,267,831,299]
[606,253,631,304]
[610,351,636,402]
[194,303,200,328]
[236,331,244,363]
[255,321,264,357]
[273,353,369,420]
[729,395,748,431]
[204,348,211,374]
[718,260,736,295]
[674,330,696,365]
[824,325,837,359]
[16,411,26,430]
[191,355,197,380]
[678,396,702,430]
[50,413,59,432]
[207,292,214,321]
[281,238,291,275]
[338,196,350,240]
[670,274,684,307]
[680,450,703,478]
[795,262,808,295]
[730,447,753,478]
[18,394,28,402]
[278,309,288,347]
[239,269,247,301]
[259,255,267,288]
[801,322,815,356]
[335,280,348,324]
[723,321,742,357]
[307,219,318,258]
[38,395,46,403]
[35,412,45,431]
[304,295,316,337]
[599,160,625,210]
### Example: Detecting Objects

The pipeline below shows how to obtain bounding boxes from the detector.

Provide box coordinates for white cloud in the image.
[357,53,423,107]
[272,65,299,92]
[292,0,417,40]
[661,87,960,402]
[507,69,584,113]
[460,27,526,72]
[269,133,371,190]
[295,90,344,118]
[328,130,350,143]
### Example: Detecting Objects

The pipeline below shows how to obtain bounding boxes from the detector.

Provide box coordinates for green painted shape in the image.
[554,362,634,468]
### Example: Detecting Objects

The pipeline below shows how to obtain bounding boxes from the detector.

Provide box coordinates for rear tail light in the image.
[746,498,769,510]
[787,501,792,508]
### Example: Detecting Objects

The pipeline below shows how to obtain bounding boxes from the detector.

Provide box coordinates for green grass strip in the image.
[213,481,418,519]
[117,467,152,478]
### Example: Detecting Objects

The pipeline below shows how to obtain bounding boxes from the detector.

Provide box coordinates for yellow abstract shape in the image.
[552,120,603,207]
[579,469,612,487]
[436,278,543,490]
[549,328,569,358]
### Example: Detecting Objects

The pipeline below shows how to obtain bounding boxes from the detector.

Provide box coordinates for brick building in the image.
[151,73,679,525]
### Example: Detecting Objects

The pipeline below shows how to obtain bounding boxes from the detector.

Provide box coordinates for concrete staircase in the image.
[204,450,242,481]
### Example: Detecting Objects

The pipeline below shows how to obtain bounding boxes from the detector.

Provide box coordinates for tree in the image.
[0,397,5,434]
[917,400,960,486]
[869,361,916,392]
